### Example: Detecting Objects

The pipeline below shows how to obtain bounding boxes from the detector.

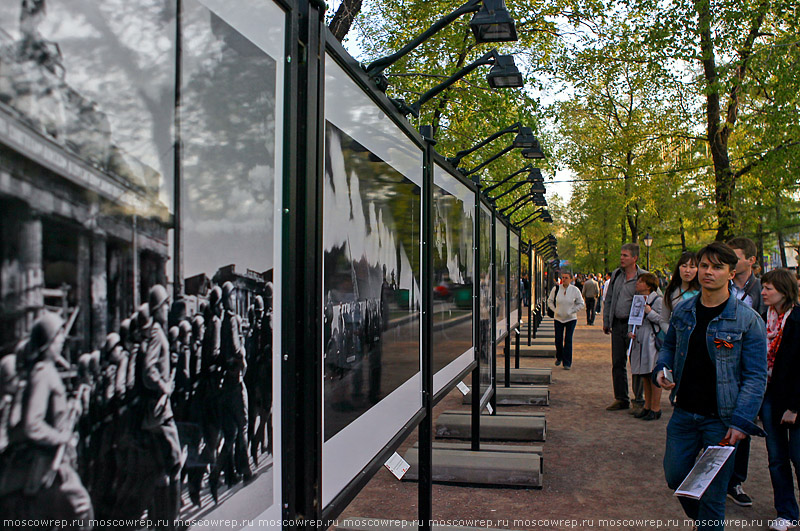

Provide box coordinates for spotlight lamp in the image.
[449,123,535,168]
[521,138,546,159]
[364,0,518,91]
[391,49,523,118]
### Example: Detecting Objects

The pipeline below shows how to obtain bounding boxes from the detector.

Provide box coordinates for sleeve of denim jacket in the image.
[652,314,678,387]
[730,313,768,437]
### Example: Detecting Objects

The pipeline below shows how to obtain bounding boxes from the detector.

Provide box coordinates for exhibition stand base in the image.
[518,344,557,358]
[496,367,552,384]
[338,518,523,531]
[461,386,549,406]
[400,442,542,488]
[435,410,546,441]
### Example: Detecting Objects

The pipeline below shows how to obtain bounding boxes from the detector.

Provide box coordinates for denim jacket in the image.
[653,294,768,436]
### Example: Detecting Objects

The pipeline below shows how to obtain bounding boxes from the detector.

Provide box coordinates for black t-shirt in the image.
[676,297,728,417]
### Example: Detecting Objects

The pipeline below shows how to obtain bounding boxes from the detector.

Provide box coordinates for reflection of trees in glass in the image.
[496,222,507,325]
[0,0,176,193]
[479,206,492,390]
[323,122,420,306]
[510,233,519,315]
[433,188,473,286]
[180,1,277,277]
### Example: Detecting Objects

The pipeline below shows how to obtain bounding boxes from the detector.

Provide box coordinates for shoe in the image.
[642,410,662,420]
[606,400,630,411]
[633,408,651,418]
[555,359,562,366]
[769,517,797,531]
[628,406,643,416]
[563,365,571,370]
[727,484,753,507]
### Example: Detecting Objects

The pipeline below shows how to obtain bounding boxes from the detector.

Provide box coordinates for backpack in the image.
[546,286,560,318]
[651,294,667,349]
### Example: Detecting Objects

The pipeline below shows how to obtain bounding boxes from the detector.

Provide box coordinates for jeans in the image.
[664,407,737,531]
[554,319,577,367]
[761,393,800,521]
[611,319,630,403]
[728,434,750,489]
[585,298,596,324]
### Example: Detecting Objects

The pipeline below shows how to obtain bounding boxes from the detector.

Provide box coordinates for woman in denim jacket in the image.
[654,242,767,531]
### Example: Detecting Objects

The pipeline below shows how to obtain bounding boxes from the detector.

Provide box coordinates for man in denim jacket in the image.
[654,242,767,531]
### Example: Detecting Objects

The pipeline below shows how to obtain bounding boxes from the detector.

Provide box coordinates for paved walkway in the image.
[336,319,778,531]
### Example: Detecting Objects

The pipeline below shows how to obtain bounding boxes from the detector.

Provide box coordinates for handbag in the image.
[546,286,559,318]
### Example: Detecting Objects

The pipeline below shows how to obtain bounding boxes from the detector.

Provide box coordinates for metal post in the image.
[490,208,497,414]
[419,125,436,531]
[285,1,325,526]
[471,188,481,452]
[504,224,511,388]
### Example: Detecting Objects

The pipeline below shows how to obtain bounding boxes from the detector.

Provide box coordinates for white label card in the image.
[384,452,410,480]
[456,381,470,395]
[486,403,494,414]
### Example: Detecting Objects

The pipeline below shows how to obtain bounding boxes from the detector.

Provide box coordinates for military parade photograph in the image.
[0,0,283,528]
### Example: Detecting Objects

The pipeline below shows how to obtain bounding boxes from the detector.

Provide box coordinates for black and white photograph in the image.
[431,175,474,380]
[495,221,508,338]
[322,121,421,441]
[478,204,493,400]
[510,232,520,325]
[0,1,284,528]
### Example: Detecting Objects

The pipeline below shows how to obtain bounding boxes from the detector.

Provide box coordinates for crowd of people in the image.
[553,237,800,531]
[0,281,274,530]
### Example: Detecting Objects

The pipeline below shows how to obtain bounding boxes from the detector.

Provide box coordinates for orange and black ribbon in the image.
[714,338,734,349]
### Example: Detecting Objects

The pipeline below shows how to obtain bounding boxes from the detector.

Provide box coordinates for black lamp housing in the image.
[486,54,524,88]
[521,138,545,159]
[470,0,518,42]
[512,126,536,148]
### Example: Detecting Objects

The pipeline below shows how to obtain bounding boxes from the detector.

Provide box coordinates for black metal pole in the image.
[490,206,497,414]
[515,238,520,369]
[285,1,325,526]
[419,125,436,531]
[504,224,511,388]
[471,186,481,451]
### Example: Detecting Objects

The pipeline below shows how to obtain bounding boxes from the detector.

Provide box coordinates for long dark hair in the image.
[665,252,700,312]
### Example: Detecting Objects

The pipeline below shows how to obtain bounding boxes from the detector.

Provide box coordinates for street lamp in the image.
[390,49,523,118]
[364,0,518,91]
[643,233,653,270]
[521,137,546,159]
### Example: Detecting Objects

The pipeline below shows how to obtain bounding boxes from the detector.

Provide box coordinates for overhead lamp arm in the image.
[490,179,531,201]
[448,122,521,166]
[394,49,508,118]
[513,207,545,226]
[499,194,532,216]
[463,142,515,178]
[482,164,532,195]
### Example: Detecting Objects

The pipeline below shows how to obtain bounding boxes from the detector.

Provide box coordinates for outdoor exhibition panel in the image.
[494,217,508,340]
[322,51,423,509]
[432,163,475,397]
[478,200,494,409]
[510,230,520,327]
[0,0,286,526]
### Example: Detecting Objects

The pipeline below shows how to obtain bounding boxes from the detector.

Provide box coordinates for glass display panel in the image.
[478,203,493,402]
[510,232,519,326]
[0,0,285,525]
[431,165,474,395]
[495,220,508,339]
[322,55,422,508]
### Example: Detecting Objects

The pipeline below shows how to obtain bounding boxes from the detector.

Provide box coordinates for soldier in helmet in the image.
[0,312,93,529]
[140,284,182,529]
[210,281,252,493]
[246,293,270,465]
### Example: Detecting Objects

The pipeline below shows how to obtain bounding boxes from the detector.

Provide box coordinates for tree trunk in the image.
[776,197,788,267]
[679,217,687,252]
[329,0,363,42]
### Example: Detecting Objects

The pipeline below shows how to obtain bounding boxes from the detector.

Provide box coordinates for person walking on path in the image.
[757,269,800,531]
[548,271,584,370]
[725,237,765,507]
[661,251,700,332]
[655,242,767,531]
[628,273,665,421]
[603,243,649,411]
[582,275,600,325]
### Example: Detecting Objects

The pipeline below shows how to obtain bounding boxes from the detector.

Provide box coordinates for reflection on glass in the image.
[478,205,493,398]
[432,185,473,376]
[510,232,519,321]
[323,122,421,441]
[495,222,507,336]
[0,0,280,525]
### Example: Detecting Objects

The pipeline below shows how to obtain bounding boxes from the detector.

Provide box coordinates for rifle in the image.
[54,307,80,370]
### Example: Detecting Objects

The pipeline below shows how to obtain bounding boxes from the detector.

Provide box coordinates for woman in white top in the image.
[547,272,585,369]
